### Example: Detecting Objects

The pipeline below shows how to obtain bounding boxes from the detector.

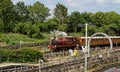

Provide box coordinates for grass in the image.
[0,33,34,45]
[0,33,54,46]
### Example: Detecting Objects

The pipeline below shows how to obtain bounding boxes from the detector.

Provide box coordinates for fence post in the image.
[20,65,23,71]
[63,50,65,57]
[63,60,66,72]
[25,65,28,72]
[32,66,35,72]
[0,68,2,72]
[107,51,110,57]
[77,54,80,72]
[20,41,22,48]
[38,59,43,72]
[50,51,53,60]
[14,66,17,72]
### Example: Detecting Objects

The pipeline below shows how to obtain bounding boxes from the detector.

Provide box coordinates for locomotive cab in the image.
[51,36,57,45]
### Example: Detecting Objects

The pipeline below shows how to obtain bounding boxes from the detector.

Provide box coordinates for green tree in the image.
[28,1,50,23]
[0,0,16,32]
[0,19,4,32]
[45,18,58,31]
[67,11,84,32]
[14,22,32,35]
[104,11,120,24]
[81,12,93,24]
[54,3,68,25]
[14,1,29,22]
[103,11,120,35]
[92,11,105,27]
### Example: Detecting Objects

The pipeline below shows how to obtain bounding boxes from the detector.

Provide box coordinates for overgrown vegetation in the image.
[0,0,120,39]
[0,48,43,63]
[0,33,34,45]
[0,33,54,45]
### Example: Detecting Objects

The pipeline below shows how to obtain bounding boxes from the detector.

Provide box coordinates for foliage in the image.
[67,11,84,32]
[0,48,43,62]
[92,11,105,27]
[58,24,67,31]
[54,3,68,25]
[0,19,4,32]
[0,0,120,38]
[14,22,32,35]
[14,1,29,22]
[28,1,50,22]
[0,33,34,45]
[104,11,120,24]
[13,22,45,39]
[0,32,55,45]
[81,12,93,24]
[0,0,13,18]
[32,32,44,39]
[0,0,17,32]
[87,26,97,36]
[68,32,84,37]
[67,11,120,36]
[45,18,58,31]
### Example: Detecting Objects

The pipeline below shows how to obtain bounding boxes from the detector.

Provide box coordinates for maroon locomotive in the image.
[48,36,82,51]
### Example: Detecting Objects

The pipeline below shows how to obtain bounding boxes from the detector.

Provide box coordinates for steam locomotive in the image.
[48,36,120,51]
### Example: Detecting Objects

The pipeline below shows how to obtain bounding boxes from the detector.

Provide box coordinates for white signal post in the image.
[78,23,88,72]
[85,24,88,72]
[85,24,88,51]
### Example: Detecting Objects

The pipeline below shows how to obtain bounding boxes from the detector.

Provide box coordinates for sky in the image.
[11,0,120,14]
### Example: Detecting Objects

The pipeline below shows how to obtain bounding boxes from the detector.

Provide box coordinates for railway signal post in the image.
[85,23,88,72]
[78,23,88,72]
[82,46,88,72]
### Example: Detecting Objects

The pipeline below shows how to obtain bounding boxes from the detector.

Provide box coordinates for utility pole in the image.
[85,24,88,72]
[85,24,88,52]
[78,23,88,72]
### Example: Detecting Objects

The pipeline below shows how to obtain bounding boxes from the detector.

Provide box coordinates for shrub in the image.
[16,48,43,62]
[0,48,43,63]
[32,33,44,39]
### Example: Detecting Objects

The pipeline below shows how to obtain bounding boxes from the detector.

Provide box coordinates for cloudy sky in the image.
[11,0,120,14]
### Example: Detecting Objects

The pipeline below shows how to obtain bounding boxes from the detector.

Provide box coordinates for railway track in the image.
[43,47,120,61]
[0,64,38,72]
[41,48,120,72]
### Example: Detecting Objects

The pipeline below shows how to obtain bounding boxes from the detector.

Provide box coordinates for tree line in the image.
[0,0,120,39]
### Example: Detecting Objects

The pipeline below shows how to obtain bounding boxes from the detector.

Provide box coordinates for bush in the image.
[0,48,43,63]
[16,48,43,62]
[32,33,44,39]
[0,19,4,32]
